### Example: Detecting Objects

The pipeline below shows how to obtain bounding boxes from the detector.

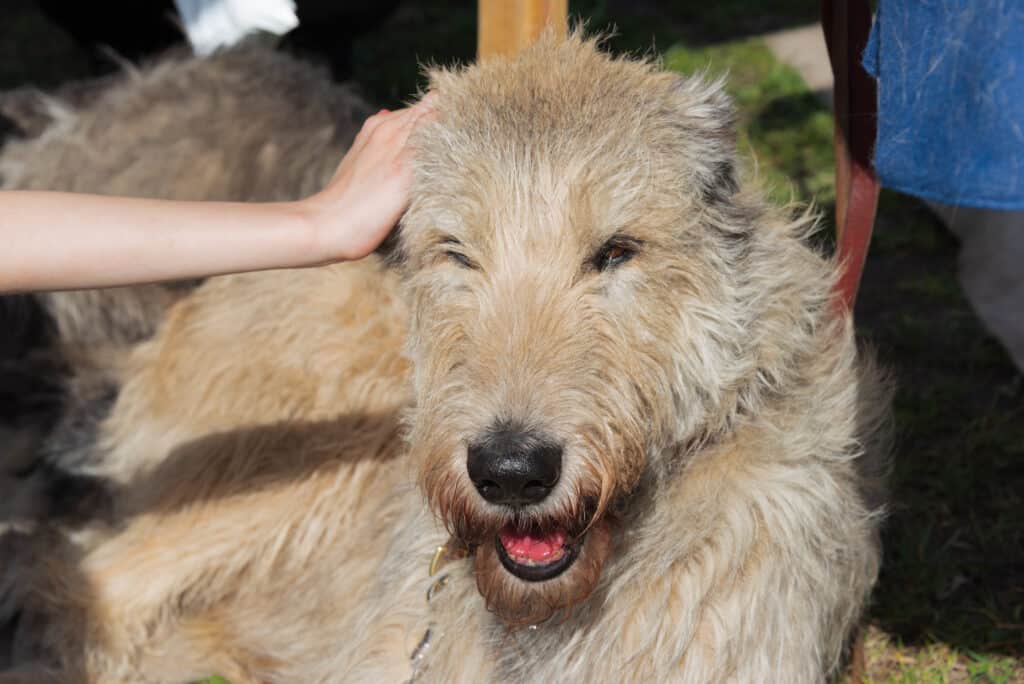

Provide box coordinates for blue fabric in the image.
[863,1,1024,210]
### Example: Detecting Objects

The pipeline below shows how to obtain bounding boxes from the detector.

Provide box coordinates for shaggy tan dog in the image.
[1,34,889,683]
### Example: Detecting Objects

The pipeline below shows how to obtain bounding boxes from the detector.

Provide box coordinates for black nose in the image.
[467,424,562,506]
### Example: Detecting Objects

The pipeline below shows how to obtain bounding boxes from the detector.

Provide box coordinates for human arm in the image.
[0,95,434,293]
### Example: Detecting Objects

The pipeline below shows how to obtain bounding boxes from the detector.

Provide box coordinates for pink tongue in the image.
[499,525,567,563]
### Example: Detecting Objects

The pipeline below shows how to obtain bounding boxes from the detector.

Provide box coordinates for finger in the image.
[357,109,420,155]
[394,98,438,147]
[410,93,439,121]
[352,108,396,148]
[385,95,438,138]
[350,99,433,162]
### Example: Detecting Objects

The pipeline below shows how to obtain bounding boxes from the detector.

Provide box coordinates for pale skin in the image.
[0,94,436,293]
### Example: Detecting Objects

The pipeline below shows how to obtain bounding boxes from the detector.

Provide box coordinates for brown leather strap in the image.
[821,0,880,313]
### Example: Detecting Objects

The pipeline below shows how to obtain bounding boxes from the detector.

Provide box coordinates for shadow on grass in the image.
[857,194,1024,657]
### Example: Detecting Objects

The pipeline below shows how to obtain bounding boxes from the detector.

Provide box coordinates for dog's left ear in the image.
[667,75,740,205]
[373,222,407,269]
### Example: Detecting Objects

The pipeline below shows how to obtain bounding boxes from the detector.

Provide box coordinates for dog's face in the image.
[396,36,753,624]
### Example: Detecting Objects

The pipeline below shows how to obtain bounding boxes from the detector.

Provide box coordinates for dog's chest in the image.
[410,570,611,683]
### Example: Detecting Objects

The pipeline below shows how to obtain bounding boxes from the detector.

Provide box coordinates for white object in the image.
[174,0,299,56]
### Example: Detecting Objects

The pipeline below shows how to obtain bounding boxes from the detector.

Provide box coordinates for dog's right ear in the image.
[666,74,740,207]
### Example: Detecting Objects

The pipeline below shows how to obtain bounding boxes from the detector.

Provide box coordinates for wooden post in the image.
[478,0,568,60]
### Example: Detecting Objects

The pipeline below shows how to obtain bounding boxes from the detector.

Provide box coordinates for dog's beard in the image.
[474,517,613,624]
[425,474,615,625]
[417,420,633,625]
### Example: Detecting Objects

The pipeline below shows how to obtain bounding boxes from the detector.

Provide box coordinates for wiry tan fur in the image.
[1,34,890,683]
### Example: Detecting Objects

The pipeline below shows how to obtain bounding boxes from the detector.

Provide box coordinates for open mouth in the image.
[495,523,581,582]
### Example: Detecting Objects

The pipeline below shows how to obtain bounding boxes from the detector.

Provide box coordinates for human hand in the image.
[302,93,437,262]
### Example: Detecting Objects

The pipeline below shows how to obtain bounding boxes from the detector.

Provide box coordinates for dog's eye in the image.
[438,235,476,269]
[446,250,475,269]
[593,237,639,272]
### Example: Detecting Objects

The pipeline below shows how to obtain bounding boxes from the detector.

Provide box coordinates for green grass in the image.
[662,38,836,211]
[852,627,1024,683]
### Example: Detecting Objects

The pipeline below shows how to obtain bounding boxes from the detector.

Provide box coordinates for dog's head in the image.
[393,34,781,624]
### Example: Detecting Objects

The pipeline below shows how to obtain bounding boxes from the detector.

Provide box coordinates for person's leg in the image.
[931,202,1024,373]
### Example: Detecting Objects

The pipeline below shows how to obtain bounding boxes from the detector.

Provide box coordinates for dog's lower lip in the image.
[495,534,580,582]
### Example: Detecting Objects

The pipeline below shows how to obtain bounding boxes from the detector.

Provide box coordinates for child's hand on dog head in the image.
[302,92,438,263]
[0,93,436,293]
